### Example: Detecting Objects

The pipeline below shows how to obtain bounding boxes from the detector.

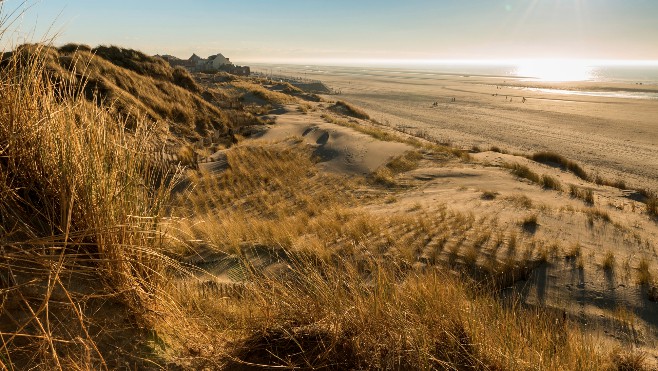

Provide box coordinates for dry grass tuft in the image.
[521,214,539,233]
[507,163,540,182]
[504,163,562,190]
[637,257,652,285]
[602,251,616,271]
[584,207,612,224]
[330,100,371,119]
[646,192,658,219]
[370,151,423,187]
[232,80,298,105]
[218,256,609,370]
[610,348,650,371]
[530,152,589,180]
[540,174,562,191]
[570,185,595,205]
[481,190,498,200]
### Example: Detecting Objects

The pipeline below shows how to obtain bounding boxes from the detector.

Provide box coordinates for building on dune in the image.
[157,52,250,76]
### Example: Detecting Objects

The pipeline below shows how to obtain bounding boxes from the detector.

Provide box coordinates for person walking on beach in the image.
[522,97,526,103]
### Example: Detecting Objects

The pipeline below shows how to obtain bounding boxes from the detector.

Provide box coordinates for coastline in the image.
[254,63,658,191]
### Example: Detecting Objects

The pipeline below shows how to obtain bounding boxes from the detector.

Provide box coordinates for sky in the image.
[4,0,658,64]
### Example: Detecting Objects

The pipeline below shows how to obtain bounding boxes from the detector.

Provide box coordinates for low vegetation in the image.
[371,151,423,186]
[570,184,595,204]
[231,80,298,105]
[530,151,589,180]
[602,251,616,270]
[504,163,563,190]
[0,43,178,369]
[321,113,399,142]
[330,100,371,119]
[3,44,251,140]
[647,192,658,218]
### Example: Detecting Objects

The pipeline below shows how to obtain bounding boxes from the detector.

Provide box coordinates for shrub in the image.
[521,214,539,233]
[481,191,498,200]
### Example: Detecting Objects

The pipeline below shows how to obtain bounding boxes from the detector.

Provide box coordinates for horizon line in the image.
[243,57,658,67]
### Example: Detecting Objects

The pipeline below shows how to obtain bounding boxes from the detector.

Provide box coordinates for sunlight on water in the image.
[514,60,594,82]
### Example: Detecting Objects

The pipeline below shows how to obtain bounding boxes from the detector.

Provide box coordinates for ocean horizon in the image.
[250,61,658,100]
[251,61,658,85]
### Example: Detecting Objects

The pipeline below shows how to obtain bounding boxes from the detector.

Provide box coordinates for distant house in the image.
[209,53,230,69]
[188,53,203,67]
[158,52,250,76]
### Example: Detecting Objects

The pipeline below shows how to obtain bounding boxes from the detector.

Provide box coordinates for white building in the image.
[209,54,231,69]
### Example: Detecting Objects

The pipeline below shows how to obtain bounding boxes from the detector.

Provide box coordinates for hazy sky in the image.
[5,0,658,63]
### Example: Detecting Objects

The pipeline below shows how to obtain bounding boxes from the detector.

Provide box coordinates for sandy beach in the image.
[255,65,658,191]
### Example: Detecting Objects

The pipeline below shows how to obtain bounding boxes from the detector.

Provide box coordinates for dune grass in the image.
[330,100,371,119]
[214,255,611,370]
[570,184,595,205]
[646,192,658,219]
[6,43,238,140]
[504,163,563,190]
[232,80,298,105]
[530,151,589,180]
[0,43,182,369]
[162,137,655,369]
[369,150,424,187]
[321,113,470,160]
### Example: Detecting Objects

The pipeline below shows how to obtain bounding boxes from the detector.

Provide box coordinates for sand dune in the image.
[222,98,658,363]
[253,104,413,175]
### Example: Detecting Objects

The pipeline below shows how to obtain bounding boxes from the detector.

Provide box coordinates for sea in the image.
[250,61,658,100]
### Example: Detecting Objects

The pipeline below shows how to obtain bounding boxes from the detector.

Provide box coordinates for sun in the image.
[514,59,594,82]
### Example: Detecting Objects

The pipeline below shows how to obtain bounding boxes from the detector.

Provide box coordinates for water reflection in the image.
[515,60,594,82]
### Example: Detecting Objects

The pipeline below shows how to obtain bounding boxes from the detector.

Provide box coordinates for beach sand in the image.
[259,65,658,191]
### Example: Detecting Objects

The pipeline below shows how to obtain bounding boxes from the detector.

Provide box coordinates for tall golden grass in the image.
[0,43,182,368]
[167,141,649,369]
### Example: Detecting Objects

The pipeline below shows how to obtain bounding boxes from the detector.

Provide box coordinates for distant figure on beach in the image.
[451,97,456,102]
[522,97,526,103]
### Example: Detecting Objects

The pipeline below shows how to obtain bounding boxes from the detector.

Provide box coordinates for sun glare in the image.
[514,59,594,82]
